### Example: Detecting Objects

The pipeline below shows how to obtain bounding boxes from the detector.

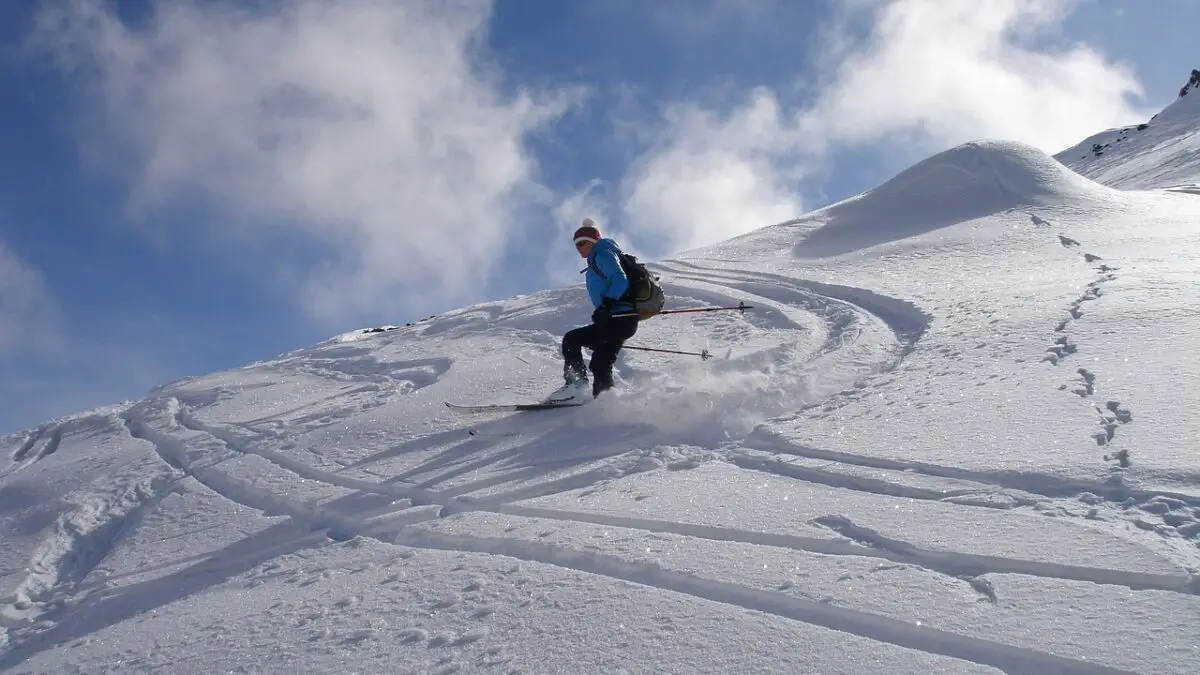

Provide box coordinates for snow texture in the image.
[3,78,1200,675]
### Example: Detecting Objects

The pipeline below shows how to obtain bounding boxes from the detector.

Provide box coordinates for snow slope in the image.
[1055,70,1200,190]
[3,138,1200,671]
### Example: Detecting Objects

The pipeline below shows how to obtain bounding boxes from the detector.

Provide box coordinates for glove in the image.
[592,298,617,325]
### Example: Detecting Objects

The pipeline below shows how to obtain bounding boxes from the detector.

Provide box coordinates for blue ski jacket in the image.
[584,238,634,313]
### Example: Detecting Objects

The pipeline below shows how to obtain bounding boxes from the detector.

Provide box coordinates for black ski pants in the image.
[562,315,639,396]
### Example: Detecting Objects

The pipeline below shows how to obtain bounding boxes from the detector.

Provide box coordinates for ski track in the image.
[7,425,63,468]
[96,398,1200,595]
[1,412,175,638]
[7,384,1189,672]
[9,427,44,463]
[389,528,1136,675]
[659,260,932,362]
[727,451,1042,509]
[742,426,1200,548]
[2,262,1191,673]
[1,453,179,631]
[484,504,1195,594]
[0,477,177,623]
[742,430,1200,511]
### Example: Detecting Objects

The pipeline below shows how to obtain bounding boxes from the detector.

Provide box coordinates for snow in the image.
[1055,72,1200,190]
[4,85,1200,675]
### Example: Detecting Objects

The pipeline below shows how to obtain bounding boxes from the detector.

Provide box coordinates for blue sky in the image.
[0,0,1196,434]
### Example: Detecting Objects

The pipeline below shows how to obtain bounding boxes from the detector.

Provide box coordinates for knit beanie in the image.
[573,218,601,244]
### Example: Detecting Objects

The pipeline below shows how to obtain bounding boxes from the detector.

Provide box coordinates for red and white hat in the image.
[573,218,601,245]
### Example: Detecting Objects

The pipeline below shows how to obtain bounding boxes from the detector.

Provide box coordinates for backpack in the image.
[589,249,666,319]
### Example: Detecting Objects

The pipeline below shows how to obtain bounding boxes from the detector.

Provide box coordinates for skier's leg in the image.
[562,324,603,381]
[549,324,607,403]
[589,317,639,397]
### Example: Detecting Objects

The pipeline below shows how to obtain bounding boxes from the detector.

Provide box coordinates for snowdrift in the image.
[793,139,1117,257]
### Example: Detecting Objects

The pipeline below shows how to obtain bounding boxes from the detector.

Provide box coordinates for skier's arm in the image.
[593,248,629,302]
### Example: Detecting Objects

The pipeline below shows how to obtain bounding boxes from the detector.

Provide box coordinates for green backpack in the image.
[589,249,666,319]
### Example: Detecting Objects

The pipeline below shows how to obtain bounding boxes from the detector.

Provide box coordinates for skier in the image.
[547,219,641,403]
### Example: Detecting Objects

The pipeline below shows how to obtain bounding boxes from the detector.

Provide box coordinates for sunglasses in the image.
[574,239,595,249]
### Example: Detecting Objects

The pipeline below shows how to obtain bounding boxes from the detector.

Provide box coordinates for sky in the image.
[0,0,1196,435]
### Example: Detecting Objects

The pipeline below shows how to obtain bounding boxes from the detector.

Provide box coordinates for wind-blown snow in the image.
[3,91,1200,674]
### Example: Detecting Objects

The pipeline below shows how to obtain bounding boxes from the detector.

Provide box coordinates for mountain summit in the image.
[1055,69,1200,190]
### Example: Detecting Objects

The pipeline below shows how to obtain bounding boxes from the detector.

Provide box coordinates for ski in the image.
[444,401,587,414]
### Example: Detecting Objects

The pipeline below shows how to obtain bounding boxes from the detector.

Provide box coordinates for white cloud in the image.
[34,0,575,323]
[554,181,612,243]
[619,89,804,254]
[545,181,614,282]
[31,0,1157,313]
[0,238,61,358]
[798,0,1152,153]
[618,0,1151,255]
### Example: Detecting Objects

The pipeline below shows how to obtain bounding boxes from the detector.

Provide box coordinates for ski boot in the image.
[546,364,592,404]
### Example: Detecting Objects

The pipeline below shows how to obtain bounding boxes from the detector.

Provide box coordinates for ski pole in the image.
[613,301,755,319]
[623,345,714,360]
